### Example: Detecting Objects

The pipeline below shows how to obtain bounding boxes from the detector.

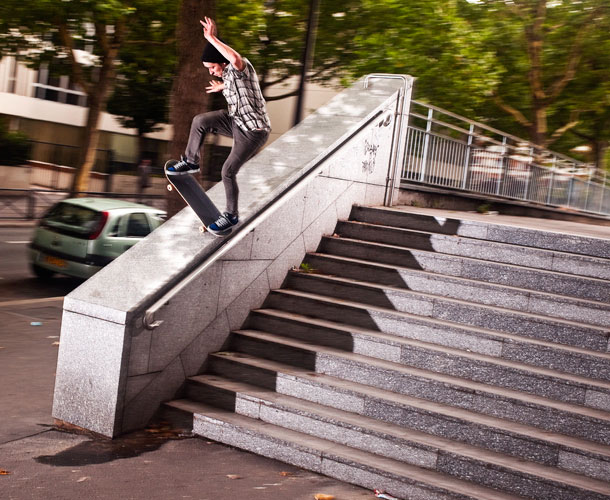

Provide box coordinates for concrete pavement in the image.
[0,297,371,500]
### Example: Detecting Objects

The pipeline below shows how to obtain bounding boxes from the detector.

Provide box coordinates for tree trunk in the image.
[72,94,103,193]
[524,0,548,148]
[71,21,124,194]
[531,99,548,147]
[167,0,215,218]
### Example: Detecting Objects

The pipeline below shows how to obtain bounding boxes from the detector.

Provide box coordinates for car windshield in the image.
[41,202,103,238]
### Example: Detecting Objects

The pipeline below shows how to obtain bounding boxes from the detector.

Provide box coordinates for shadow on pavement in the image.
[36,423,190,467]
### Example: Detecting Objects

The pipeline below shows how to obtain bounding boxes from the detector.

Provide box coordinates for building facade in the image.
[0,55,338,177]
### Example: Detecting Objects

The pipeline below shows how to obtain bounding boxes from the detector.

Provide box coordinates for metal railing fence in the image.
[402,100,609,216]
[28,141,112,173]
[0,188,166,220]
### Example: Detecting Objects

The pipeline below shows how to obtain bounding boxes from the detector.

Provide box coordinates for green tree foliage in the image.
[336,0,501,118]
[0,0,170,191]
[107,1,178,161]
[215,0,362,100]
[0,118,31,166]
[555,4,610,170]
[466,0,608,154]
[214,0,499,117]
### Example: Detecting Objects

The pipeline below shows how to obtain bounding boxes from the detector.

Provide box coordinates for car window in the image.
[125,213,151,237]
[41,202,103,239]
[107,217,122,237]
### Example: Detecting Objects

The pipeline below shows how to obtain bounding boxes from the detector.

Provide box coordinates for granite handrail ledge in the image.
[52,74,414,437]
[140,108,406,330]
[62,76,408,324]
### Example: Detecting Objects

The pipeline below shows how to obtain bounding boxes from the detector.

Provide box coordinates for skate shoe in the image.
[167,156,200,175]
[207,212,239,237]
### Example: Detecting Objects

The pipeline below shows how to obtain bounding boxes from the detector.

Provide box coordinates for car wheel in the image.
[32,264,55,280]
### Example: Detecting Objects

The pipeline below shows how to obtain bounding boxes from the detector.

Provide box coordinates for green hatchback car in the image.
[29,197,166,280]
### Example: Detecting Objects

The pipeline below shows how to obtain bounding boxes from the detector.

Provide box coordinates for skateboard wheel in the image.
[166,184,173,191]
[199,226,206,233]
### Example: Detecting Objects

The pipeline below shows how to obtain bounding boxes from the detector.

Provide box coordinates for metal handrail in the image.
[142,79,406,330]
[364,74,413,206]
[411,99,588,168]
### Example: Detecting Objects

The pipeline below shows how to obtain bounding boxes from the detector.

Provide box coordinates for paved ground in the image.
[0,297,372,500]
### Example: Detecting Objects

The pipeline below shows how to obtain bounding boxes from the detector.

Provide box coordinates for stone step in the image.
[226,329,610,445]
[247,308,610,407]
[335,220,610,281]
[350,206,610,259]
[318,236,610,303]
[261,290,610,382]
[171,375,610,497]
[203,350,610,474]
[302,252,610,327]
[262,288,610,378]
[267,283,610,354]
[161,205,610,500]
[172,400,529,500]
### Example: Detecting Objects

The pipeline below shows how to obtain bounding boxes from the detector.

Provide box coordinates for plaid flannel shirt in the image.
[222,58,271,132]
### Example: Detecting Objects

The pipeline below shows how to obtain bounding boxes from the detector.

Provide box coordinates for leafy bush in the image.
[0,118,31,166]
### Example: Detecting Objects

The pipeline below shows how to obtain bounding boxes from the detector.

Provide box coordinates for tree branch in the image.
[263,73,297,89]
[492,93,532,128]
[547,111,580,145]
[547,6,605,102]
[264,89,300,101]
[570,129,594,142]
[262,60,340,96]
[506,0,529,21]
[58,21,90,94]
[125,38,176,46]
[95,22,109,56]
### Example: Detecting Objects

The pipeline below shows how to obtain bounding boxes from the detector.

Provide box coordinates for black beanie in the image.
[201,40,229,64]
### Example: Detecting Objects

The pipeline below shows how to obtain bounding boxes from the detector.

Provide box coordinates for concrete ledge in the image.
[52,75,414,437]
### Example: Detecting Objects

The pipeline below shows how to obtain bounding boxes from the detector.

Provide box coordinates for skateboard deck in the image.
[164,159,224,234]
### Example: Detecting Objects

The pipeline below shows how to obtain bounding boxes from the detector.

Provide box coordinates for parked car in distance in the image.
[29,197,166,280]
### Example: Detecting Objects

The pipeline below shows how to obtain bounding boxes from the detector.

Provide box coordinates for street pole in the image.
[293,0,320,126]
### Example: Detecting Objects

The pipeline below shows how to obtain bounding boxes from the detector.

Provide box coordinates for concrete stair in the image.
[164,206,610,500]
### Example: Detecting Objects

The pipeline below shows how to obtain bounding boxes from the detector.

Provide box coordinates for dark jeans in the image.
[185,109,269,216]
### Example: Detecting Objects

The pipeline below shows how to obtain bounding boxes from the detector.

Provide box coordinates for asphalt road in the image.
[0,226,78,445]
[0,227,83,302]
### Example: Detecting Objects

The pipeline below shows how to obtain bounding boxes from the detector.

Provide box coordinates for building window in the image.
[33,63,87,107]
[7,57,18,93]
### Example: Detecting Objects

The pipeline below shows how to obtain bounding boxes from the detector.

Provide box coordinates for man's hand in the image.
[200,17,217,40]
[206,80,224,93]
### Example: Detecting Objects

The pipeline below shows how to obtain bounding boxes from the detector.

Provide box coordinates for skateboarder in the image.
[167,16,271,237]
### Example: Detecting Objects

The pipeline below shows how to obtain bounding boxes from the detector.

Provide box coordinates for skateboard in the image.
[164,159,229,235]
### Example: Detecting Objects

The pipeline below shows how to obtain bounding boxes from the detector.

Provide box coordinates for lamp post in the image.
[293,0,320,126]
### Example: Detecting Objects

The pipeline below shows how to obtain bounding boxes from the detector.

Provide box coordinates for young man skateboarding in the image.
[167,17,271,237]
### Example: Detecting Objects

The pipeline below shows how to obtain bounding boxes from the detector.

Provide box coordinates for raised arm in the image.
[200,17,245,71]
